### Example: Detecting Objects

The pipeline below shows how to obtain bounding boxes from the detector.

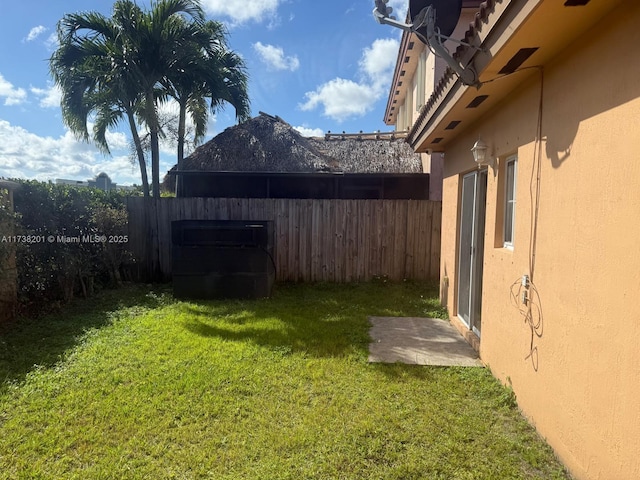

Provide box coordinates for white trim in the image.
[416,48,427,110]
[503,155,517,249]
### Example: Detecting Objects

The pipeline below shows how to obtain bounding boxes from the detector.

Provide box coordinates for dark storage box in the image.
[172,220,275,300]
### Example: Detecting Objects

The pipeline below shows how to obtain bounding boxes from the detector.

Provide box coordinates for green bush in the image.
[0,189,17,277]
[8,180,134,309]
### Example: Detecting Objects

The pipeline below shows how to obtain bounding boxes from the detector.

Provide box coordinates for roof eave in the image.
[408,0,510,151]
[383,14,415,126]
[407,0,628,152]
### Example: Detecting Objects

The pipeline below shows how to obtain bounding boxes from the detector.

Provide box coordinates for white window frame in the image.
[397,103,406,131]
[405,87,413,129]
[503,155,517,249]
[416,48,427,110]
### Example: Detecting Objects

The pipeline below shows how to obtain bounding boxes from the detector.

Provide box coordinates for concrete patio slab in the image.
[368,316,483,367]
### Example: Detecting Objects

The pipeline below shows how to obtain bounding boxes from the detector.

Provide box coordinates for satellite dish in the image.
[372,0,477,85]
[409,0,463,39]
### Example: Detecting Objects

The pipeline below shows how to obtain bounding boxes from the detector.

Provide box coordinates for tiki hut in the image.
[164,113,428,199]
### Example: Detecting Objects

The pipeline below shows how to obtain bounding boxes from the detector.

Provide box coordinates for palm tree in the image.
[165,19,250,170]
[50,0,217,198]
[50,3,149,196]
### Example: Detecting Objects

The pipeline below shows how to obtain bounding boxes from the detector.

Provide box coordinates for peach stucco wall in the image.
[440,3,640,479]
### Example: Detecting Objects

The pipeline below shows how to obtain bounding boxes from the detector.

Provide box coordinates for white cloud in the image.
[300,79,378,120]
[25,25,47,42]
[299,37,399,122]
[294,126,324,137]
[359,38,400,87]
[30,84,62,108]
[203,114,218,142]
[0,120,142,185]
[200,0,283,25]
[253,42,299,71]
[387,0,408,20]
[0,74,27,106]
[104,129,129,151]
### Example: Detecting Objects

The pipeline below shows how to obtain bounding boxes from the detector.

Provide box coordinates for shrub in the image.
[10,180,134,310]
[0,187,19,321]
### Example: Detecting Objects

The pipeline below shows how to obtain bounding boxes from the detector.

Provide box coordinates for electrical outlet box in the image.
[522,274,529,288]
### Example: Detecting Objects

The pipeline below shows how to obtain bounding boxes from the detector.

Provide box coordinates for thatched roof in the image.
[173,113,423,174]
[308,135,421,174]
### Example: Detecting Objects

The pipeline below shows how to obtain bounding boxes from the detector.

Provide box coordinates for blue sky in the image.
[0,0,407,186]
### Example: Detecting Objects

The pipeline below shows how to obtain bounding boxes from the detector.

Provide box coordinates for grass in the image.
[0,281,571,479]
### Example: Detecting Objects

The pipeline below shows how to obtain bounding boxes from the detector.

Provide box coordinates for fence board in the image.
[126,198,441,283]
[310,201,321,282]
[430,202,442,281]
[344,200,359,282]
[299,199,311,282]
[288,200,299,282]
[383,201,397,280]
[358,202,375,279]
[419,201,432,279]
[334,200,345,282]
[323,200,332,281]
[419,202,430,277]
[405,201,418,279]
[276,199,288,280]
[372,201,383,278]
[394,201,407,280]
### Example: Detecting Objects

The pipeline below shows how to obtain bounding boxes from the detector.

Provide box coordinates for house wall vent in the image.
[564,0,590,6]
[467,95,489,108]
[498,47,539,74]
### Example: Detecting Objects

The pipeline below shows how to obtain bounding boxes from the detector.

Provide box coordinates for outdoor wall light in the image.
[471,138,494,169]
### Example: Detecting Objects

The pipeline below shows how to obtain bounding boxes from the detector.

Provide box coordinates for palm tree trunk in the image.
[144,89,162,280]
[127,110,150,197]
[175,98,188,196]
[177,99,187,166]
[146,90,161,198]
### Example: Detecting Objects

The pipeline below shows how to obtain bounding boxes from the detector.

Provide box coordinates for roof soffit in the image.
[408,0,628,152]
[384,3,484,126]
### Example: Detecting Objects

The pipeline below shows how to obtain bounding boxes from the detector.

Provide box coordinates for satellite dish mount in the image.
[373,0,478,86]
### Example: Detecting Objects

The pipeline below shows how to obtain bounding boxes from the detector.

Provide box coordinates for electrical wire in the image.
[510,277,543,370]
[259,246,277,278]
[477,65,543,87]
[499,66,545,370]
[529,67,544,281]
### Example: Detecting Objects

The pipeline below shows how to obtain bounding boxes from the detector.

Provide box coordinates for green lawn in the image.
[0,282,570,479]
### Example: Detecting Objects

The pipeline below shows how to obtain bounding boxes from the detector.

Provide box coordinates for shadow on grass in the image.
[0,281,445,387]
[179,281,444,359]
[180,298,370,358]
[0,284,170,390]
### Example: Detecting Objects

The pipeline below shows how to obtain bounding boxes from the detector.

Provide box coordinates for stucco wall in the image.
[440,3,640,479]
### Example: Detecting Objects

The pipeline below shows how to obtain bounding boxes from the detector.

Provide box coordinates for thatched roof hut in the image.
[168,112,422,177]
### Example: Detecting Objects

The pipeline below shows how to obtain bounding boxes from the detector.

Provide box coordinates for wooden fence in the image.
[126,197,441,283]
